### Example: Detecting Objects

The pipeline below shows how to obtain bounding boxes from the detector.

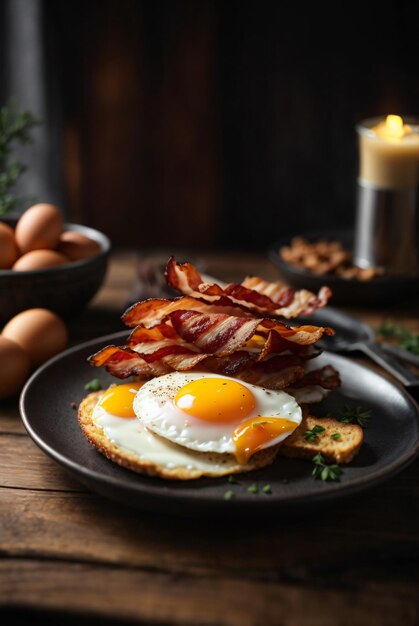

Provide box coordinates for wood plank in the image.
[1,559,417,626]
[1,483,418,578]
[0,398,25,434]
[0,434,86,491]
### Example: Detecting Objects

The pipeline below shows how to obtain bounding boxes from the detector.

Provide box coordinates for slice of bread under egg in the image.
[78,392,363,480]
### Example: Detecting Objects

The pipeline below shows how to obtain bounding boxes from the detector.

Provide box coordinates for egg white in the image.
[133,372,302,455]
[92,402,247,473]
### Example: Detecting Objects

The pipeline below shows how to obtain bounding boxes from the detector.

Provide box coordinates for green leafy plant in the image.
[247,483,259,494]
[328,404,372,427]
[311,453,342,481]
[84,378,102,391]
[378,321,419,356]
[303,424,326,442]
[0,101,40,215]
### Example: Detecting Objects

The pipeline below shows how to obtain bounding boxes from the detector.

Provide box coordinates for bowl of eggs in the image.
[0,203,111,323]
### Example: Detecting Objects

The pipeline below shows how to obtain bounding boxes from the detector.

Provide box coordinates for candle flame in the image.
[374,114,407,140]
[386,115,404,135]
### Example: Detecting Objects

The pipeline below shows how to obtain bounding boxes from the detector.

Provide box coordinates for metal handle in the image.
[359,342,419,387]
[380,343,419,368]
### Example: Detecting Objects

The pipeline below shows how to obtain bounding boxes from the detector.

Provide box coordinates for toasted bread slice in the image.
[281,415,363,464]
[78,391,280,480]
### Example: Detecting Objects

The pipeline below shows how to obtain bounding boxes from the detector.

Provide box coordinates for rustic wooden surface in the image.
[1,250,419,626]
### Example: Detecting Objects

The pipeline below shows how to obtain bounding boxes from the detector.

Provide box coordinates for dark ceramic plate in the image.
[20,331,419,518]
[268,230,419,306]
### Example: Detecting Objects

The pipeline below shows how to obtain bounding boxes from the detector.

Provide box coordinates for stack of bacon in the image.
[90,258,340,393]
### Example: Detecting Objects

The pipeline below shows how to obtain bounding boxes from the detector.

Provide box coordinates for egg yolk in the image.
[245,334,266,350]
[175,378,256,423]
[233,416,297,464]
[99,382,144,418]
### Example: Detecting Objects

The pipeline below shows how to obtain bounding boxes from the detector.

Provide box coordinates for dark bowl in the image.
[268,229,419,307]
[0,216,111,323]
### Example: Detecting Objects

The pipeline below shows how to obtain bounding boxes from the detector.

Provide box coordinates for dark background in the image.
[3,0,419,250]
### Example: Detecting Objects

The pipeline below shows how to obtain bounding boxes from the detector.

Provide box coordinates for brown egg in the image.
[0,336,31,398]
[57,231,101,261]
[12,249,69,271]
[2,308,68,367]
[0,222,19,269]
[15,203,63,254]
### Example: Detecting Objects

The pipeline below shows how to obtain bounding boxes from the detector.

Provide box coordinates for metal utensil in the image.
[309,307,419,387]
[380,343,419,368]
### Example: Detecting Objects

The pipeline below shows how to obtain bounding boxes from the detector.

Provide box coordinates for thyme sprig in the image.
[377,321,419,355]
[0,100,40,215]
[304,424,326,442]
[328,404,372,427]
[312,453,342,481]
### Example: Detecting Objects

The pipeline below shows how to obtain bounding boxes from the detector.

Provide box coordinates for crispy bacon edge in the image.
[165,256,331,318]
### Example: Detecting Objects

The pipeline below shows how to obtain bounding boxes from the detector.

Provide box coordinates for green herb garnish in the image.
[84,378,102,392]
[224,490,234,500]
[0,101,40,215]
[262,484,272,494]
[247,484,259,494]
[312,453,342,482]
[331,432,342,441]
[378,321,399,337]
[227,475,237,484]
[329,404,372,427]
[377,321,419,355]
[303,424,326,442]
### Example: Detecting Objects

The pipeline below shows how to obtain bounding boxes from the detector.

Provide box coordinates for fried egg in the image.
[91,381,272,476]
[98,381,144,418]
[133,372,302,464]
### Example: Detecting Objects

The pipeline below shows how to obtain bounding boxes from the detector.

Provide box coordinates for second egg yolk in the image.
[233,416,297,464]
[175,378,256,423]
[99,382,144,418]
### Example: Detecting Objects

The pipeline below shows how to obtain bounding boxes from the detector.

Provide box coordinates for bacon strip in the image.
[122,296,243,329]
[123,298,333,345]
[242,276,331,319]
[89,345,155,379]
[203,351,255,377]
[258,319,333,345]
[290,364,341,389]
[89,343,207,378]
[257,331,322,361]
[236,356,306,390]
[237,362,340,392]
[138,345,208,371]
[165,257,331,319]
[168,310,261,356]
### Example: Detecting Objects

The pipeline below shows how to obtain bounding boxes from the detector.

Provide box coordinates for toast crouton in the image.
[281,415,363,464]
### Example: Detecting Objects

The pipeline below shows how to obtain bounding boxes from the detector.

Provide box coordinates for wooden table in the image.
[1,250,419,626]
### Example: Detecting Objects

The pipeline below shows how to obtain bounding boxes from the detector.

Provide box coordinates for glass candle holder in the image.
[354,115,419,276]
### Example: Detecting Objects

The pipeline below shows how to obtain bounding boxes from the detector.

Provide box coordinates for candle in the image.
[354,115,419,275]
[358,115,419,188]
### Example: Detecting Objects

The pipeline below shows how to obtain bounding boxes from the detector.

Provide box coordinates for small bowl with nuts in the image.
[269,230,419,306]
